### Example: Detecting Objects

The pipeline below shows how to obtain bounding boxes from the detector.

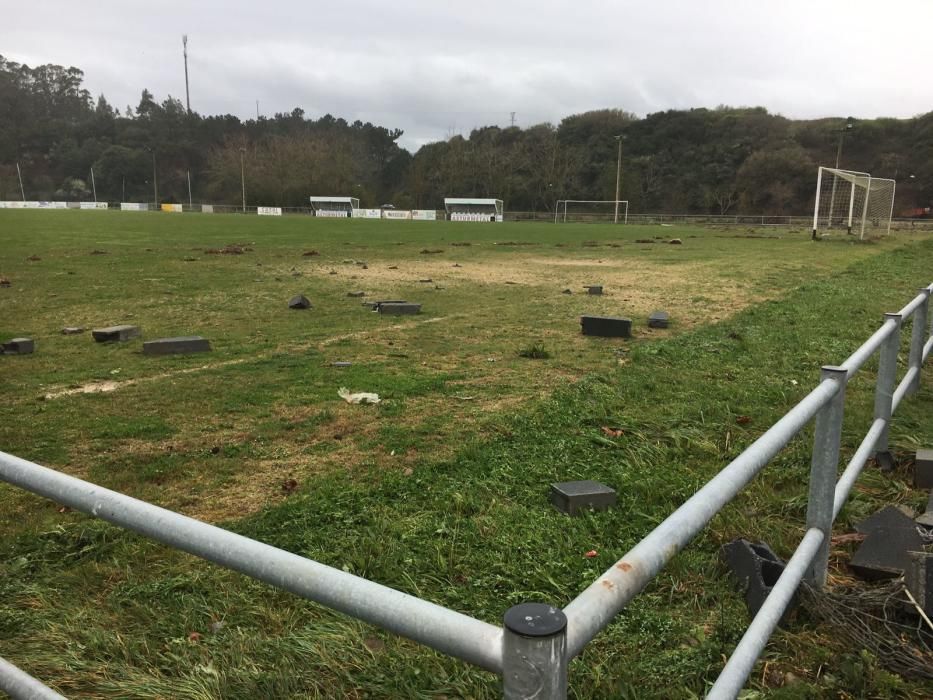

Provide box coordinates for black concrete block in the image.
[2,337,34,354]
[143,336,212,356]
[92,325,140,342]
[363,300,406,310]
[853,505,916,535]
[905,551,933,617]
[347,291,366,298]
[721,539,794,622]
[915,449,933,489]
[288,295,312,309]
[584,285,603,295]
[550,480,617,515]
[581,315,632,338]
[648,310,670,329]
[850,525,926,580]
[378,302,421,315]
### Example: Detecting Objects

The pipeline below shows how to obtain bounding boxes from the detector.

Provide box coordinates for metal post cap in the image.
[503,603,567,637]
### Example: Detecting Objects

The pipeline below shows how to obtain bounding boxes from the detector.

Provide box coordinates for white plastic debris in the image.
[338,387,381,405]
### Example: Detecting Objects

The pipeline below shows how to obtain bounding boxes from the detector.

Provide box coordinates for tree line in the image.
[1,55,931,215]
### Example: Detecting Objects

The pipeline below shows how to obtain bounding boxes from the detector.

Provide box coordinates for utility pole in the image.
[256,100,260,120]
[239,147,247,213]
[90,167,97,203]
[182,35,191,114]
[613,135,624,224]
[16,162,25,201]
[827,119,854,232]
[510,111,516,128]
[187,170,193,209]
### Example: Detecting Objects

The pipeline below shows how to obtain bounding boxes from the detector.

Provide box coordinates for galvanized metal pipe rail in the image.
[562,379,838,657]
[0,452,504,674]
[0,657,66,700]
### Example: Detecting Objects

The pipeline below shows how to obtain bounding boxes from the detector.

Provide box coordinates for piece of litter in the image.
[584,550,598,558]
[338,387,381,404]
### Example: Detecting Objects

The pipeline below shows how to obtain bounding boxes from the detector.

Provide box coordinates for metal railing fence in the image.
[1,285,931,699]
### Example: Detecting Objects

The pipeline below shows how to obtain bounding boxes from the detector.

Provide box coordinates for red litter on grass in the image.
[584,550,598,558]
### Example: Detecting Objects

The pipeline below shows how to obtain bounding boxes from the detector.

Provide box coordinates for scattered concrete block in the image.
[288,295,312,309]
[915,449,933,489]
[721,539,795,622]
[363,300,406,311]
[648,310,670,329]
[550,480,617,515]
[92,325,140,342]
[854,505,916,535]
[916,492,933,529]
[850,525,926,580]
[584,285,603,296]
[378,302,421,315]
[581,315,632,338]
[2,337,34,354]
[143,336,212,356]
[669,238,683,245]
[61,327,85,335]
[347,291,366,298]
[905,551,933,617]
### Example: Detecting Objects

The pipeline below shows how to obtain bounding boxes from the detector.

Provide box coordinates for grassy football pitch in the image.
[1,210,932,698]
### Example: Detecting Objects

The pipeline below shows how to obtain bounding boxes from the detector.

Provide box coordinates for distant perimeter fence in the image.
[3,201,933,229]
[1,293,932,692]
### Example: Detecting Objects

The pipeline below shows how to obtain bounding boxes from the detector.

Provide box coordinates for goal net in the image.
[554,200,628,224]
[811,167,895,239]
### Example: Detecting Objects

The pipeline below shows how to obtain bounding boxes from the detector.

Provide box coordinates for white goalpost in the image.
[811,167,895,240]
[554,199,629,224]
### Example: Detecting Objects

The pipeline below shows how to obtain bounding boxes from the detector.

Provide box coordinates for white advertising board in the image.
[382,209,412,220]
[411,210,437,221]
[80,202,108,210]
[257,206,283,216]
[121,202,149,211]
[351,208,382,219]
[201,204,214,213]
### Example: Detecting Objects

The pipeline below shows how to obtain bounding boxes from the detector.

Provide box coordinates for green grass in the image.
[1,210,932,698]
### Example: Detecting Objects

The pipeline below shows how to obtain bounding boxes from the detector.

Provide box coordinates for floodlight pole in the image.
[146,148,158,208]
[16,162,25,201]
[187,170,193,209]
[182,35,191,115]
[828,120,853,231]
[239,147,247,213]
[613,135,623,224]
[90,167,97,203]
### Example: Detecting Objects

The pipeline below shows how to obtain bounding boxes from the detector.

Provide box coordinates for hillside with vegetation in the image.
[1,54,931,214]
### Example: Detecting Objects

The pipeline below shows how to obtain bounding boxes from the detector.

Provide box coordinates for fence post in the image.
[804,366,847,587]
[502,603,567,700]
[874,313,902,470]
[908,289,931,394]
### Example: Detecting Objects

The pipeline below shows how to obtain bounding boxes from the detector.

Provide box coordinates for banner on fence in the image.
[161,203,183,213]
[201,204,214,214]
[80,202,108,210]
[257,206,282,216]
[382,209,412,220]
[411,210,437,221]
[121,202,149,211]
[351,208,381,219]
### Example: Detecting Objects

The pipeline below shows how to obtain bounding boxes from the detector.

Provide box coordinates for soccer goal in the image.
[554,200,629,224]
[811,167,895,239]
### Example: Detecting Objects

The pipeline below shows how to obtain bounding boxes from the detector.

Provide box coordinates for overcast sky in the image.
[4,0,933,151]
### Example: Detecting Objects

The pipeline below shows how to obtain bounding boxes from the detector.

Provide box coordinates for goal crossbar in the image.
[554,199,629,224]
